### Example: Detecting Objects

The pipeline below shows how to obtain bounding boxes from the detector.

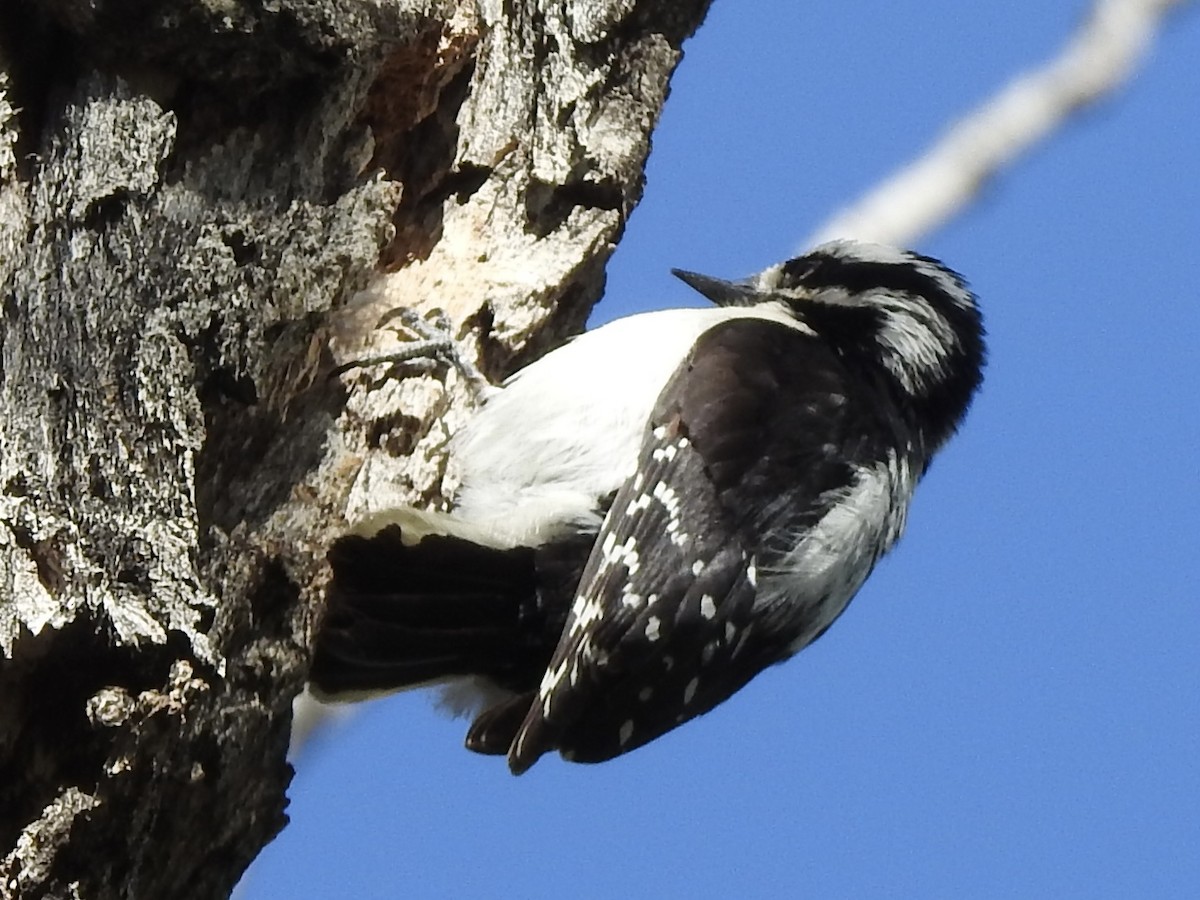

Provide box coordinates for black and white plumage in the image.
[310,239,985,774]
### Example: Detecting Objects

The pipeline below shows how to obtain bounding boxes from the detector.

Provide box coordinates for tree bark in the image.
[0,1,711,896]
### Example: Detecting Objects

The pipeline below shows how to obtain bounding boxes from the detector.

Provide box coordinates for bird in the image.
[309,239,986,775]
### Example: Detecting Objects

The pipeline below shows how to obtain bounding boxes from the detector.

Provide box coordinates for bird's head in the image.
[673,239,986,450]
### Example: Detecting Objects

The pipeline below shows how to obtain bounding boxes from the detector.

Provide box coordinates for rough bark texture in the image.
[0,1,711,896]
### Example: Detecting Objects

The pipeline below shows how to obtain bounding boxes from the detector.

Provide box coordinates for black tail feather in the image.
[310,524,583,702]
[465,691,535,755]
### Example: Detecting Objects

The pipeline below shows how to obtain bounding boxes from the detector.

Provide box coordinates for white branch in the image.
[805,0,1194,249]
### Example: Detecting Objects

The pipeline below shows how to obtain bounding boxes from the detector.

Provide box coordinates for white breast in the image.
[452,303,805,546]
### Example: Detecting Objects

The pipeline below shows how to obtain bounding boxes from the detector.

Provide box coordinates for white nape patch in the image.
[645,616,661,641]
[764,451,916,654]
[619,720,635,746]
[684,677,699,705]
[874,296,960,396]
[699,595,717,620]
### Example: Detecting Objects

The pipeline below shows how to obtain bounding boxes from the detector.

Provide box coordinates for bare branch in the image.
[805,0,1194,249]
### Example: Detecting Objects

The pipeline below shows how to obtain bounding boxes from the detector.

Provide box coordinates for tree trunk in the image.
[0,1,711,896]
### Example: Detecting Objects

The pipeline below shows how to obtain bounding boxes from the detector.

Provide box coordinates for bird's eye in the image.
[778,256,821,288]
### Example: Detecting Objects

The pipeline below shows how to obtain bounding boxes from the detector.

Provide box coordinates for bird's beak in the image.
[671,269,759,307]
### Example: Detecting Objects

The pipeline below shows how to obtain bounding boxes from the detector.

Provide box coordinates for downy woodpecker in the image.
[310,240,985,774]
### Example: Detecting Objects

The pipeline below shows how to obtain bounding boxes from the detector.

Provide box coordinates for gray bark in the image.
[0,1,710,896]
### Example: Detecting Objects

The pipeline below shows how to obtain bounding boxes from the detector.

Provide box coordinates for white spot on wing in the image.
[621,537,640,573]
[601,532,616,558]
[652,441,680,463]
[569,595,605,635]
[645,616,661,641]
[700,595,716,619]
[684,677,699,704]
[652,481,681,513]
[619,720,634,746]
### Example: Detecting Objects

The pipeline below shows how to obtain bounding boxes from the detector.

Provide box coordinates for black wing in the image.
[509,316,892,772]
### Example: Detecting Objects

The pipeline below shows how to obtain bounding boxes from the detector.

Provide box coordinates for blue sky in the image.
[244,2,1200,896]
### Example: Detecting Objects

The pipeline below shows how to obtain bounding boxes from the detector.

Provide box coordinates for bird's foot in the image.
[333,307,492,401]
